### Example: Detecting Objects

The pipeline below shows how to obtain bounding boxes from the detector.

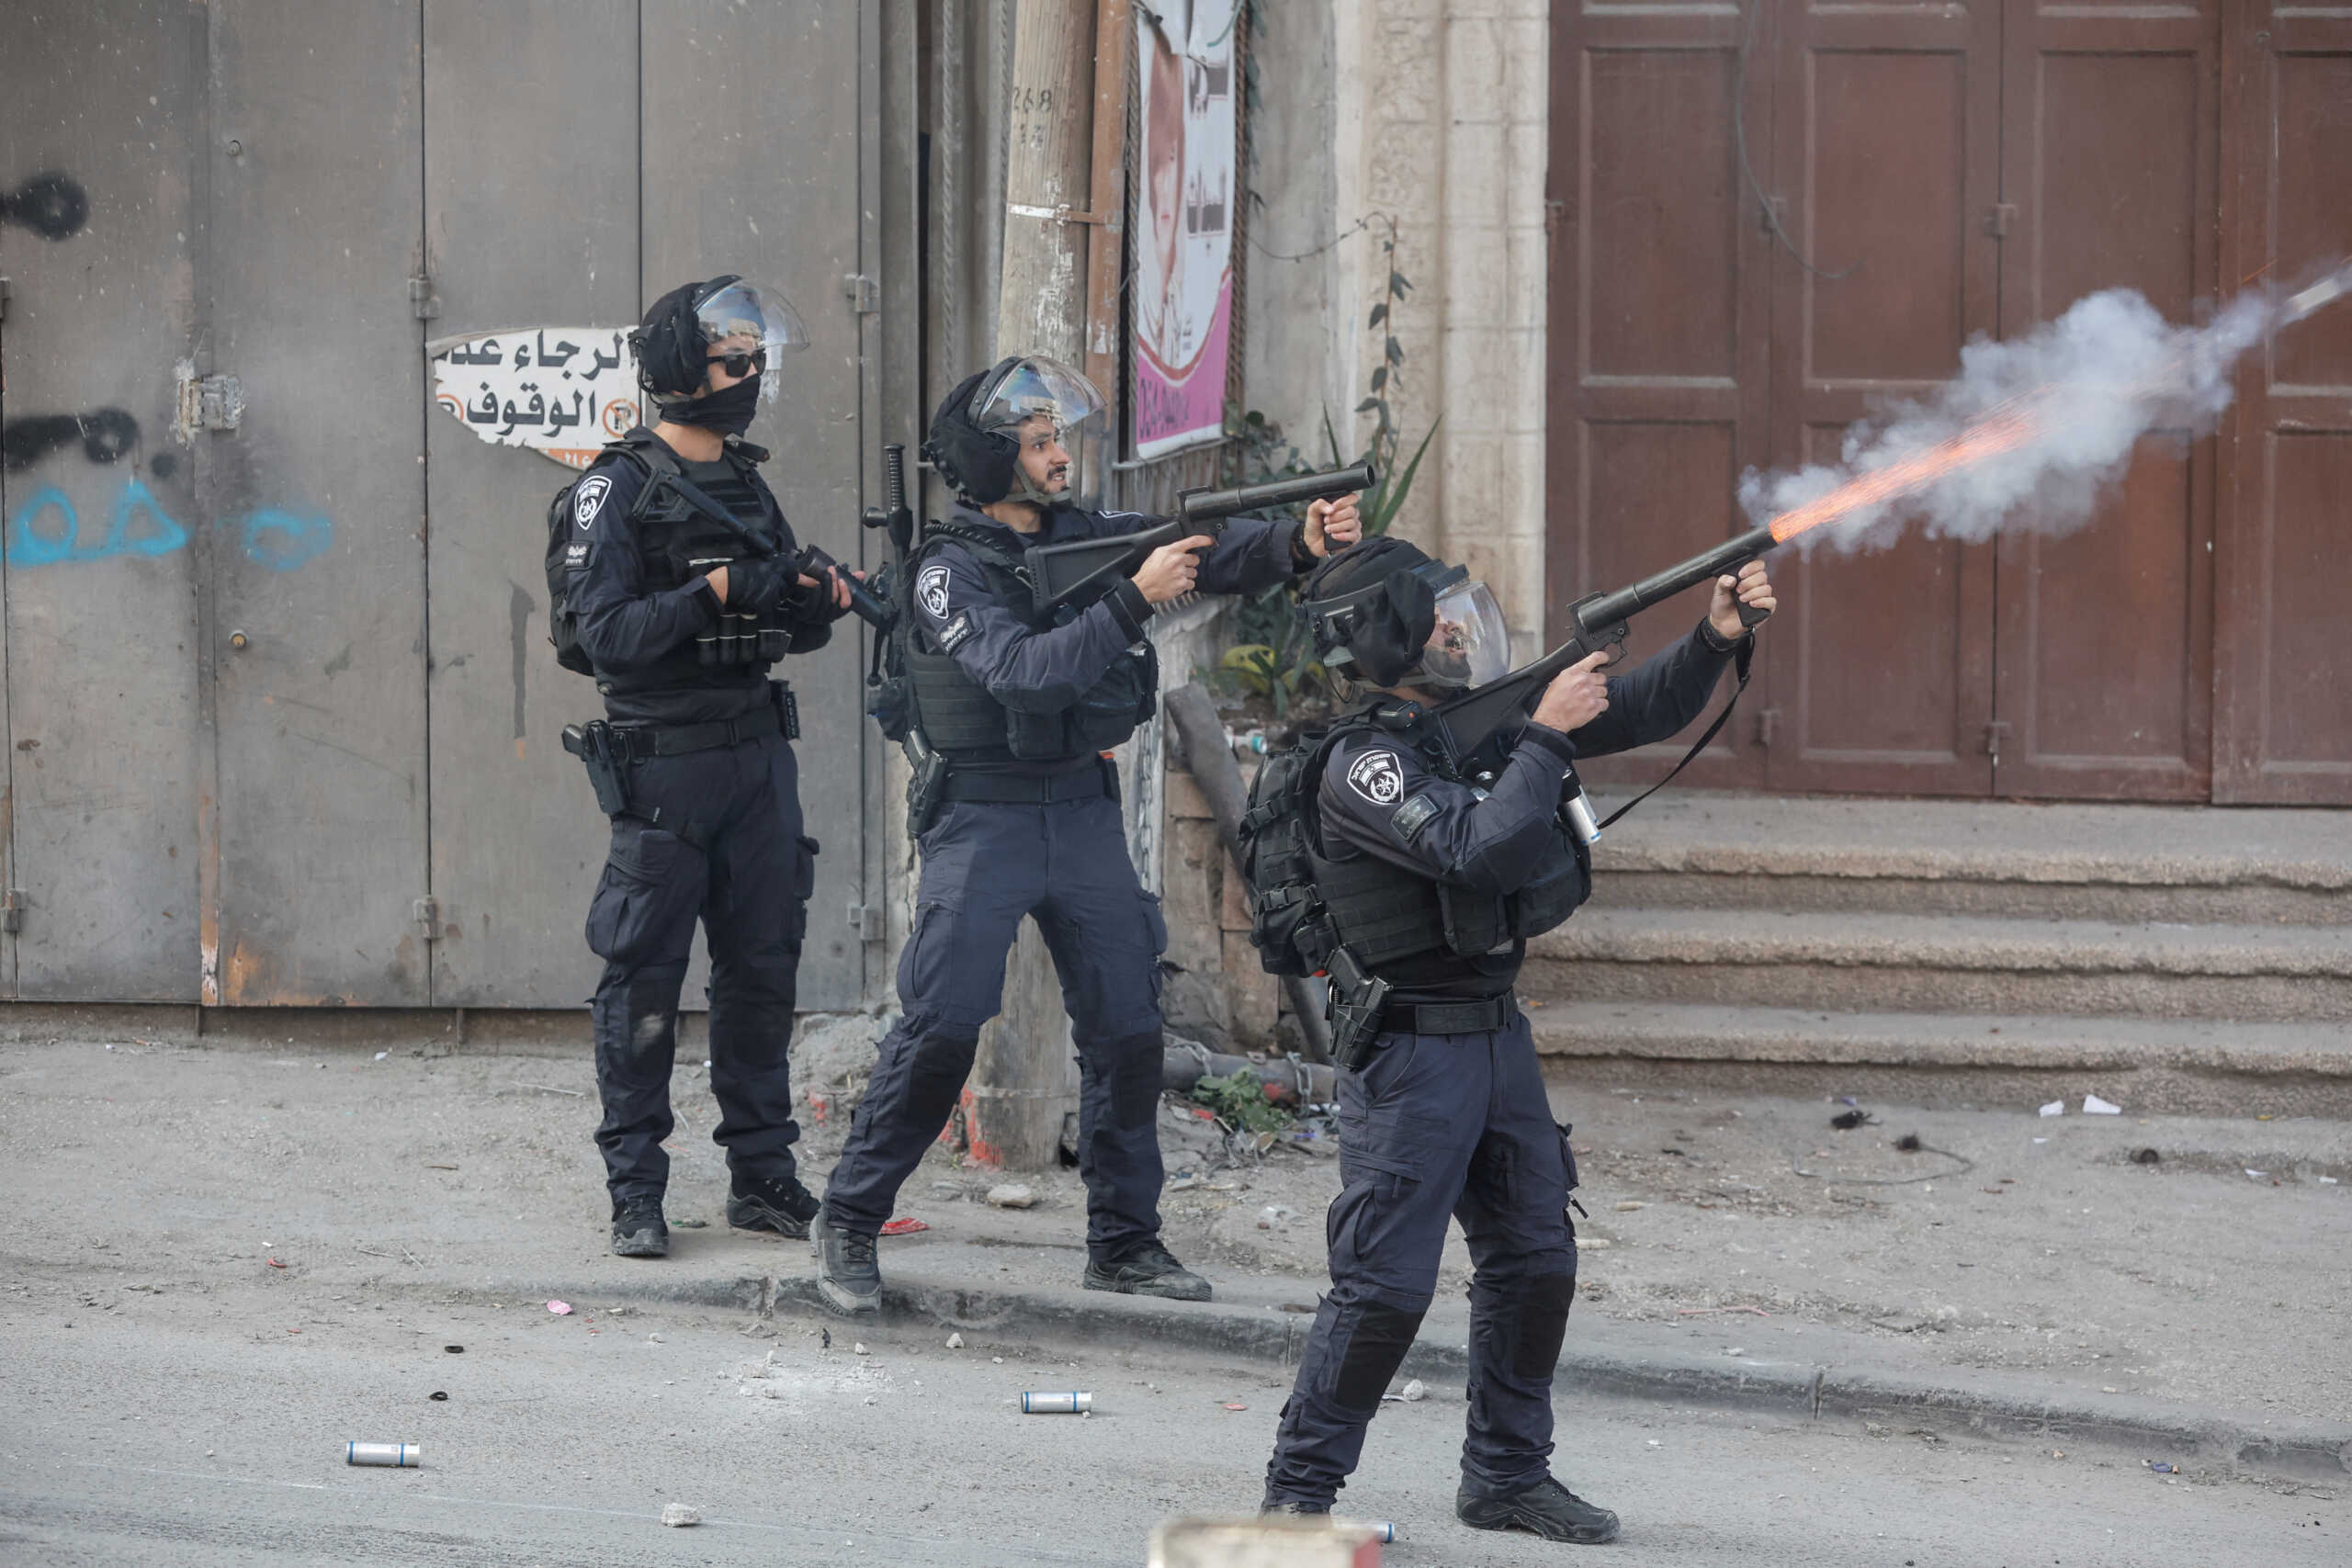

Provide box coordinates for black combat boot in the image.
[611,1195,670,1259]
[1082,1238,1212,1302]
[726,1168,821,1239]
[811,1210,882,1316]
[1456,1476,1620,1544]
[1259,1499,1332,1517]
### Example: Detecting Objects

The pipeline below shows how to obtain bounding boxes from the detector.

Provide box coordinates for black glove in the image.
[786,561,856,624]
[717,555,795,614]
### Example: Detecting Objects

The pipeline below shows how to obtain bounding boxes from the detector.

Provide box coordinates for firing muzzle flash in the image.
[2283,265,2352,324]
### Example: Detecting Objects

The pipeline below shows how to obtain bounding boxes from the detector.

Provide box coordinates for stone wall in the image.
[1159,764,1294,1055]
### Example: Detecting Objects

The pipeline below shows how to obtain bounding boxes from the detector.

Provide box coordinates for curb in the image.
[501,1267,2352,1483]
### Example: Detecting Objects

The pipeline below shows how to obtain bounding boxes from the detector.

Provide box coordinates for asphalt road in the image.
[1,1279,2338,1567]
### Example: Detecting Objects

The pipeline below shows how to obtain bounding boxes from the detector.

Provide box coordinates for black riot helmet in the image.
[922,354,1105,506]
[631,275,808,403]
[1300,536,1513,692]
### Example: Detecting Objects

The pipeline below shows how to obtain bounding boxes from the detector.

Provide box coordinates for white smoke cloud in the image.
[1737,284,2281,551]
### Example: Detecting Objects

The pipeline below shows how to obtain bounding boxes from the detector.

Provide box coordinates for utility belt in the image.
[562,683,797,820]
[1323,944,1520,1072]
[903,738,1117,840]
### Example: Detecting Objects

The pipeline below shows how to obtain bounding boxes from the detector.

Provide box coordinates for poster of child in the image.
[1131,1,1238,460]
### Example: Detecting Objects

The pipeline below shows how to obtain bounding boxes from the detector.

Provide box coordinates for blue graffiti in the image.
[238,508,334,572]
[3,478,332,571]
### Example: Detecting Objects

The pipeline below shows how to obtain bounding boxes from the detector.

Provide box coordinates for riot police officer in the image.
[1253,535,1773,1540]
[564,276,857,1258]
[811,355,1361,1314]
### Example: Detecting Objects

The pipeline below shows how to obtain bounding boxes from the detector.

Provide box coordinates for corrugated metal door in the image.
[1990,0,2220,801]
[1758,0,2002,796]
[420,0,639,1008]
[640,0,872,1010]
[0,5,209,1000]
[1541,3,1774,793]
[2214,4,2352,804]
[203,0,433,1004]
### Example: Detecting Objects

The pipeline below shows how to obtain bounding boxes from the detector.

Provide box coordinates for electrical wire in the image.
[1735,0,1855,281]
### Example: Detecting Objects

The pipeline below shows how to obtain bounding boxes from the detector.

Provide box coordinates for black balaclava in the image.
[1300,535,1452,689]
[631,276,762,436]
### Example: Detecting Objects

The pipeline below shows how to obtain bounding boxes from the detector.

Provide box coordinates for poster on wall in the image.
[428,329,640,470]
[1131,0,1239,461]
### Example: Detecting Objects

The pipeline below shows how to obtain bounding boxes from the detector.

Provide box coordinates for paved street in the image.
[3,1278,2339,1567]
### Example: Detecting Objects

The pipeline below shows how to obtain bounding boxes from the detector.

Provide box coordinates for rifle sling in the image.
[1595,635,1753,832]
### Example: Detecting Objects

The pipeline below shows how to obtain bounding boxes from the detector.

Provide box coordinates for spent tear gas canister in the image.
[1563,785,1603,847]
[1020,1391,1093,1414]
[346,1441,420,1468]
[1337,1518,1398,1543]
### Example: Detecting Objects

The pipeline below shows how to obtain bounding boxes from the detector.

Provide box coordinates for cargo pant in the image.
[586,732,816,1202]
[821,790,1170,1263]
[1262,1012,1580,1507]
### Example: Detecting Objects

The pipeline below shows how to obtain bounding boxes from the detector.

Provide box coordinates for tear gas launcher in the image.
[1423,527,1779,806]
[1024,462,1377,614]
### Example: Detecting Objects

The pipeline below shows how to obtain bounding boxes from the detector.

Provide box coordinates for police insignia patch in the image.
[938,611,975,652]
[573,473,612,529]
[1346,749,1405,806]
[917,562,953,621]
[1391,791,1440,841]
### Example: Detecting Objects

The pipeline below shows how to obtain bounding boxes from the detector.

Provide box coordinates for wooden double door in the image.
[1547,0,2352,803]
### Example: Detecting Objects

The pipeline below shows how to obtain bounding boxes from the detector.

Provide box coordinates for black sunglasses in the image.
[707,348,767,378]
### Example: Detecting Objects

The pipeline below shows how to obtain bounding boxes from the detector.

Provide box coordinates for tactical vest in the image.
[904,521,1156,764]
[1240,709,1590,980]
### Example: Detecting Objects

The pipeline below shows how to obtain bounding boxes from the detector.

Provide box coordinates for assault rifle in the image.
[1424,525,1779,809]
[1024,461,1376,614]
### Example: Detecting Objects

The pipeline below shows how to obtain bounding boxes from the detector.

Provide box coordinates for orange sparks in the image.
[1767,407,2042,545]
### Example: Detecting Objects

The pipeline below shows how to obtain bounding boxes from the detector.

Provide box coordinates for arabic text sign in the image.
[430,329,640,470]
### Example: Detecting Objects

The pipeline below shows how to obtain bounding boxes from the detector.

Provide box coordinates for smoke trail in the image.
[1738,284,2281,551]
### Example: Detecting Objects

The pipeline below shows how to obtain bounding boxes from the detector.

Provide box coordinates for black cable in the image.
[1735,0,1856,281]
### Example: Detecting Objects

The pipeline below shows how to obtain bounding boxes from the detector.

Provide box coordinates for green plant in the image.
[1191,1068,1295,1136]
[1209,219,1441,718]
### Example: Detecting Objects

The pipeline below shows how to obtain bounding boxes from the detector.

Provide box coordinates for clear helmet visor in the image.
[1419,580,1513,690]
[696,279,808,402]
[975,356,1107,506]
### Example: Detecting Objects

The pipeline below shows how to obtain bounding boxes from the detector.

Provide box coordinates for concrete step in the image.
[1527,1000,2352,1116]
[1584,791,2352,926]
[1523,908,2352,1021]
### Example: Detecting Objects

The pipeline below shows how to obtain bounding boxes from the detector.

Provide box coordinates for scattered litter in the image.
[548,1301,572,1315]
[1612,1201,1645,1213]
[985,1184,1037,1209]
[1022,1392,1092,1414]
[854,1342,870,1357]
[820,1329,831,1350]
[424,1163,458,1171]
[2033,1136,2049,1145]
[266,1258,286,1269]
[2103,1386,2120,1393]
[647,1334,664,1345]
[661,1504,701,1528]
[946,1332,965,1349]
[1255,1204,1296,1230]
[2039,1101,2064,1117]
[1894,1134,1923,1153]
[2246,1169,2269,1180]
[2149,1461,2177,1474]
[1726,1347,1747,1357]
[2323,1177,2340,1186]
[674,1217,709,1228]
[1222,1401,1249,1412]
[428,1391,447,1402]
[1398,1380,1427,1402]
[1579,1238,1613,1251]
[1168,1174,1201,1191]
[2084,1094,2122,1115]
[2131,1148,2161,1165]
[807,1092,831,1124]
[1646,1439,1661,1449]
[1829,1110,1873,1131]
[374,1052,388,1062]
[346,1441,419,1468]
[990,1356,1003,1364]
[880,1217,930,1235]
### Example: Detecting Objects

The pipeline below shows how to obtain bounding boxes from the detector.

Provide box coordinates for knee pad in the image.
[1332,1301,1427,1413]
[1510,1272,1577,1380]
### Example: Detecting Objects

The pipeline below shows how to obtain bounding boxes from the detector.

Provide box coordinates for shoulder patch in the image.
[573,472,614,529]
[562,538,592,571]
[1345,748,1406,807]
[916,561,954,621]
[937,611,976,652]
[1390,791,1440,842]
